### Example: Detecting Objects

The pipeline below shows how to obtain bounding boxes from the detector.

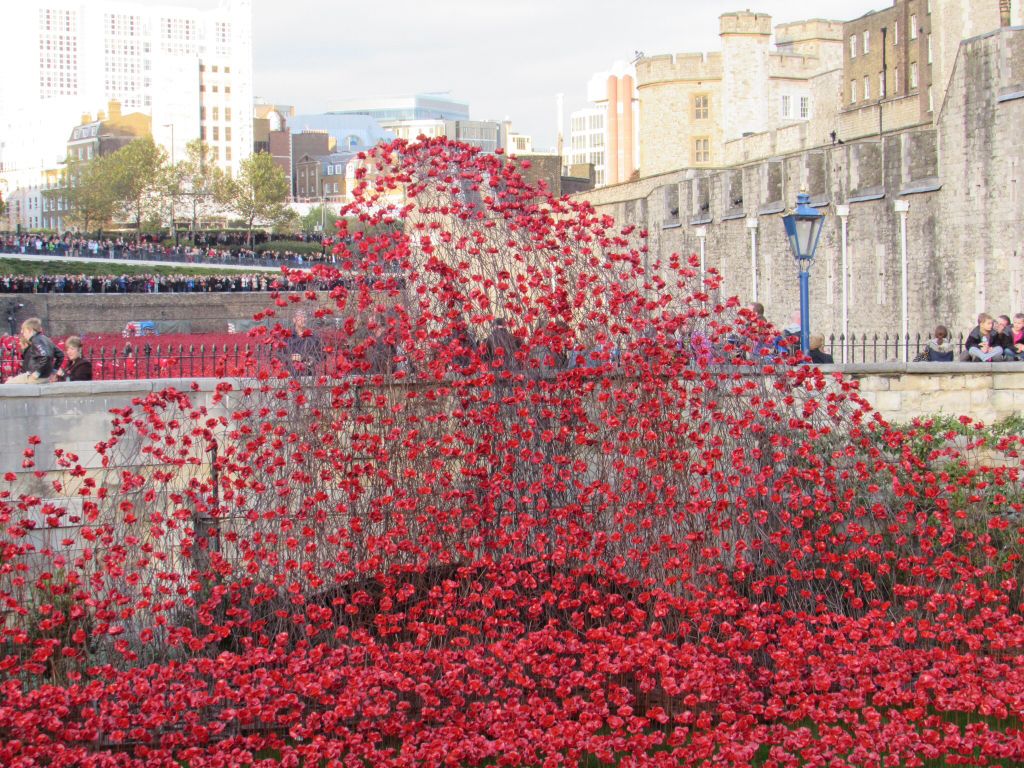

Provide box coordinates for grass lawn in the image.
[0,257,278,278]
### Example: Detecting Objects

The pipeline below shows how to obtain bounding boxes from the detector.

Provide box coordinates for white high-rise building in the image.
[568,107,607,187]
[0,0,253,190]
[568,61,639,188]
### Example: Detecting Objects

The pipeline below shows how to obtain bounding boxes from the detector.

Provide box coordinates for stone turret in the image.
[720,11,772,141]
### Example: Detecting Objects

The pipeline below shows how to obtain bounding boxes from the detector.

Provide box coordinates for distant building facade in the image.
[326,93,469,122]
[254,102,295,183]
[0,0,253,198]
[40,100,153,231]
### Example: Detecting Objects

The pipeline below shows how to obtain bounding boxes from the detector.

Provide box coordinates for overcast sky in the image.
[163,0,886,150]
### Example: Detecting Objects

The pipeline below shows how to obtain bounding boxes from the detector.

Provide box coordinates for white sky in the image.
[141,0,888,150]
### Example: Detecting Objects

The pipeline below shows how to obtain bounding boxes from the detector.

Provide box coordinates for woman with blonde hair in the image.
[56,336,93,381]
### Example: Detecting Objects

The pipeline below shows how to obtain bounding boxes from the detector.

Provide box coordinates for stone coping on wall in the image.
[0,377,227,399]
[818,362,1024,374]
[2,365,1023,479]
[0,362,1021,399]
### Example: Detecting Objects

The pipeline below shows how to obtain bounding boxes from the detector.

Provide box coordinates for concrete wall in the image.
[11,291,288,336]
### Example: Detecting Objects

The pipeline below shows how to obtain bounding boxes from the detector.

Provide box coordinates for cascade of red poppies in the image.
[0,137,1022,767]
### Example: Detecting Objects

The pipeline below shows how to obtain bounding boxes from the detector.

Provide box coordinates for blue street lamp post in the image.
[781,192,826,355]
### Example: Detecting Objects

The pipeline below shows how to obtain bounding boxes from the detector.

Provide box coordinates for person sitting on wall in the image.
[1005,314,1024,361]
[3,317,63,384]
[994,314,1015,356]
[808,334,834,365]
[914,325,956,362]
[964,313,1005,362]
[55,335,93,381]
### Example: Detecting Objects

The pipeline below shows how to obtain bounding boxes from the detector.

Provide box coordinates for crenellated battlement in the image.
[768,51,826,76]
[774,19,844,45]
[636,52,723,85]
[719,11,772,37]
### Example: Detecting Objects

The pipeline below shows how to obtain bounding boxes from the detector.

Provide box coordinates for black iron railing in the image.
[823,332,968,363]
[0,343,275,382]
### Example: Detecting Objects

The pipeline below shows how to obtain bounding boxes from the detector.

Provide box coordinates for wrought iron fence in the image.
[0,343,278,382]
[0,332,990,383]
[823,332,969,363]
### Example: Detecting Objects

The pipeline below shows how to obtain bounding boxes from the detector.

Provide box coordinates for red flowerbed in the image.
[0,138,1022,767]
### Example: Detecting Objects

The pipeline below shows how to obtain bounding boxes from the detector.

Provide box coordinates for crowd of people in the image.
[950,312,1024,362]
[0,272,407,294]
[0,232,334,267]
[1,273,289,294]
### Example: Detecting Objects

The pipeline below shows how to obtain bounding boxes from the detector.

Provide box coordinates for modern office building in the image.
[0,0,254,191]
[326,93,470,122]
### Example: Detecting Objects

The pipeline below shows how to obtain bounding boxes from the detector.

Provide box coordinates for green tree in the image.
[164,139,225,235]
[300,205,341,235]
[216,151,294,245]
[60,155,118,235]
[106,136,166,241]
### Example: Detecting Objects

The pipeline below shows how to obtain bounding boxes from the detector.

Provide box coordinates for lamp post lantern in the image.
[781,192,826,355]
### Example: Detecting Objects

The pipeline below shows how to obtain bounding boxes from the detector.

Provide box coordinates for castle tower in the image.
[719,11,772,142]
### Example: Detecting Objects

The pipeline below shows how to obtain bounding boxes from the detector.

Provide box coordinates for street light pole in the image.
[781,192,826,356]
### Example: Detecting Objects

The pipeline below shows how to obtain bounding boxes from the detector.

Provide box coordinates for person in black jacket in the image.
[4,317,63,384]
[964,313,1005,361]
[55,336,92,381]
[808,334,834,364]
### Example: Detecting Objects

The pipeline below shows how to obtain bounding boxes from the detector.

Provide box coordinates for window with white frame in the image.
[781,94,792,118]
[910,14,917,39]
[879,72,886,99]
[910,61,918,89]
[850,35,857,58]
[894,20,899,44]
[864,75,870,100]
[863,30,870,54]
[851,79,858,103]
[799,95,810,119]
[927,34,932,64]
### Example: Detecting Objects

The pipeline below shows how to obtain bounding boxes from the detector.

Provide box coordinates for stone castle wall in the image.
[576,27,1024,340]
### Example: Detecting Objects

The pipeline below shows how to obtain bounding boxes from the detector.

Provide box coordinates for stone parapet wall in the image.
[828,362,1024,425]
[0,379,231,479]
[3,366,1023,486]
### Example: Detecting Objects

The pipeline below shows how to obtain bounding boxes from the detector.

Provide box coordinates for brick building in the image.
[253,102,294,184]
